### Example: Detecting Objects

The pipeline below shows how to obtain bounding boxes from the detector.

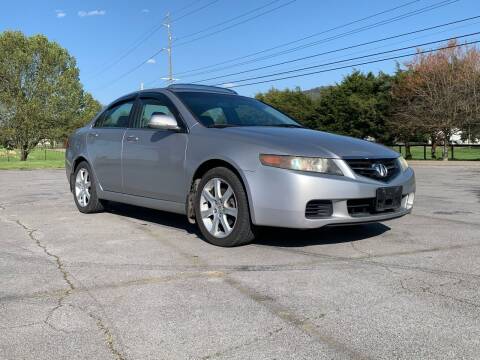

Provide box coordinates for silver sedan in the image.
[66,84,415,247]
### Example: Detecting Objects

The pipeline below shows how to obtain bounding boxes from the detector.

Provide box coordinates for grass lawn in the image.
[0,148,65,170]
[394,145,480,160]
[1,145,478,170]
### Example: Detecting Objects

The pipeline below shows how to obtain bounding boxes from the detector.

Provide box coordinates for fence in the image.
[394,143,480,160]
[0,145,65,162]
[1,143,479,162]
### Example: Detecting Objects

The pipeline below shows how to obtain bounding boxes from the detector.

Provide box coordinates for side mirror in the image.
[148,114,181,131]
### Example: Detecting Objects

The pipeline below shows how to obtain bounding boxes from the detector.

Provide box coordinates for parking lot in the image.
[1,163,479,359]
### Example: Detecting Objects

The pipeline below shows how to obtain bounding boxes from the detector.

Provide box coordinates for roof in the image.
[165,84,238,95]
[107,84,238,107]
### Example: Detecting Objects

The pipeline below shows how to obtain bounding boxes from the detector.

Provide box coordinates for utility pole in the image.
[161,12,177,84]
[161,12,178,84]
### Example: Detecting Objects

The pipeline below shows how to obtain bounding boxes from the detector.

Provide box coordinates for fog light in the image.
[406,193,415,209]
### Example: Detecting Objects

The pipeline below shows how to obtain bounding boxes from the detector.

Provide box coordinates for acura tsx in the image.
[66,84,415,247]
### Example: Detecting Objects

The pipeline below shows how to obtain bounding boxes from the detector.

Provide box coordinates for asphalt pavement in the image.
[1,163,479,359]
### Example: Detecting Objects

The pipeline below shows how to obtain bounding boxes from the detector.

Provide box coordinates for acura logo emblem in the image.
[372,163,388,178]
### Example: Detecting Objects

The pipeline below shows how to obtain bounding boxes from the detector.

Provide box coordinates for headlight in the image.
[259,154,343,176]
[398,156,409,172]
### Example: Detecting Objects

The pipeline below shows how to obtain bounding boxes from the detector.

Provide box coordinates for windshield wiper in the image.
[206,124,239,128]
[206,123,304,128]
[261,124,305,128]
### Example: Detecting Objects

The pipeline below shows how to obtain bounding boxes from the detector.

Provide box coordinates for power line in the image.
[140,0,287,87]
[171,0,221,23]
[193,15,480,83]
[174,0,283,41]
[211,31,480,85]
[141,0,288,85]
[95,0,461,91]
[95,0,298,90]
[92,49,166,91]
[221,39,480,88]
[269,18,480,81]
[84,0,215,79]
[172,0,297,48]
[172,0,422,77]
[142,0,294,87]
[86,25,165,79]
[169,0,201,16]
[247,0,460,63]
[176,0,459,80]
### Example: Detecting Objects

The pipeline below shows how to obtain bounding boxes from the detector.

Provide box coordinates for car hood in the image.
[217,126,398,159]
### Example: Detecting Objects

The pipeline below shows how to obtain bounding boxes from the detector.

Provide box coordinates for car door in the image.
[87,99,135,192]
[122,93,188,203]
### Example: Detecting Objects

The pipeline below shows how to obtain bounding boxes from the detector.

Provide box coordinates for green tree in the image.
[389,41,480,159]
[387,69,427,159]
[255,87,317,128]
[314,71,394,142]
[0,31,99,160]
[51,92,102,145]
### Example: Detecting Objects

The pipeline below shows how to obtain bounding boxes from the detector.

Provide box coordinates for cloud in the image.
[55,10,66,18]
[141,9,150,13]
[146,58,156,64]
[78,10,106,17]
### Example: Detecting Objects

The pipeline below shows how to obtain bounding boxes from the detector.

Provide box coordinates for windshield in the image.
[174,92,302,128]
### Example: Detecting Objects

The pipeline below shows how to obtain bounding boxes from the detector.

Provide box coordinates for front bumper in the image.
[244,162,415,229]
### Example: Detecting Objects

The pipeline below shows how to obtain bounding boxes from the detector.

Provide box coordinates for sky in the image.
[0,0,479,105]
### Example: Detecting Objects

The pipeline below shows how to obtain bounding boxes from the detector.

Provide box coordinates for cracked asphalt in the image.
[1,163,479,360]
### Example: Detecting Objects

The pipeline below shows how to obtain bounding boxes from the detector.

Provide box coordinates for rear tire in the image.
[73,161,104,213]
[194,167,255,247]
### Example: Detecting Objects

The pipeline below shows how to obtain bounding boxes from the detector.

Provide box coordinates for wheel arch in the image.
[72,156,89,171]
[71,155,104,195]
[69,156,89,192]
[188,158,256,224]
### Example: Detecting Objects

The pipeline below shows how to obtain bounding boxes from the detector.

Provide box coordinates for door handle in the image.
[89,132,99,137]
[126,135,139,142]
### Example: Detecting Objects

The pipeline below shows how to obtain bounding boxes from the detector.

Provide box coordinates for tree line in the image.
[1,31,479,161]
[0,31,101,161]
[256,40,480,160]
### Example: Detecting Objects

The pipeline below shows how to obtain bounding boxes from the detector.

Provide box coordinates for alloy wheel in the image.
[199,177,238,238]
[75,168,91,207]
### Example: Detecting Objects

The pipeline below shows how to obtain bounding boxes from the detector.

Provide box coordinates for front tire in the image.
[73,161,104,213]
[194,167,255,247]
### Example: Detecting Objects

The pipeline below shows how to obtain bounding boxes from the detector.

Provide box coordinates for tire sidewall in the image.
[195,167,252,247]
[73,161,102,213]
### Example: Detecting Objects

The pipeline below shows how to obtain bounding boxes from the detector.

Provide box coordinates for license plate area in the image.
[376,186,402,211]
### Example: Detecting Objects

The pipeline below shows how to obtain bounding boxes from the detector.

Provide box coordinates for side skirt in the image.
[98,190,186,215]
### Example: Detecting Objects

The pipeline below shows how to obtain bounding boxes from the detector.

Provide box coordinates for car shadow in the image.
[104,201,391,247]
[253,223,390,247]
[105,201,200,236]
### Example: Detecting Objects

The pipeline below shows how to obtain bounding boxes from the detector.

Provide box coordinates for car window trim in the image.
[93,97,137,129]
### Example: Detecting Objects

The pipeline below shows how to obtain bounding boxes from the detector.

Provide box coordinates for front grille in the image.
[344,158,399,182]
[305,200,333,219]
